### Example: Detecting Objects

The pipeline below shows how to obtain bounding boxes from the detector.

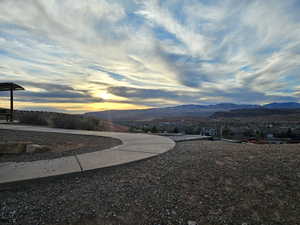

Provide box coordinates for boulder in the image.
[0,142,30,154]
[188,221,197,225]
[26,144,51,153]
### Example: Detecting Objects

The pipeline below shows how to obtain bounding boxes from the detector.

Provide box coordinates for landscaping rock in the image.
[1,140,300,225]
[26,144,51,153]
[0,142,30,154]
[0,130,121,162]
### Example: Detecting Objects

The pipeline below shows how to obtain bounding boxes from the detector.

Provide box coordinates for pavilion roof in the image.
[0,83,25,91]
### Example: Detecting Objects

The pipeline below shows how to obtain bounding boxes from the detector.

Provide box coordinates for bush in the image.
[16,111,103,131]
[17,112,48,126]
[50,114,100,130]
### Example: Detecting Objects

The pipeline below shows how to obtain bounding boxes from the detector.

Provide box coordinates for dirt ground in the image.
[0,140,300,225]
[0,129,121,162]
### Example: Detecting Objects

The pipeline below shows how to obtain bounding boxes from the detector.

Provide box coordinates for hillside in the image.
[0,109,128,132]
[211,108,300,122]
[85,103,259,121]
[85,102,300,122]
[263,102,300,109]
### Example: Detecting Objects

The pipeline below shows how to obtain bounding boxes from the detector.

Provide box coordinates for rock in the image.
[0,142,30,154]
[26,144,51,153]
[0,217,9,223]
[188,220,197,225]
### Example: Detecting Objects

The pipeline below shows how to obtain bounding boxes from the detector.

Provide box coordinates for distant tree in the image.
[243,129,254,137]
[256,130,265,139]
[222,127,231,137]
[286,128,293,138]
[151,126,158,133]
[195,126,202,135]
[184,127,193,135]
[173,127,179,133]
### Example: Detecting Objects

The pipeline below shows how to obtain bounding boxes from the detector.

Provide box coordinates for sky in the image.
[0,0,300,113]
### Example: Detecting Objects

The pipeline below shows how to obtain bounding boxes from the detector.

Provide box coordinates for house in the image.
[201,127,218,136]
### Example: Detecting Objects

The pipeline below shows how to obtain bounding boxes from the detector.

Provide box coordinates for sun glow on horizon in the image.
[99,91,111,100]
[1,0,300,112]
[89,102,150,111]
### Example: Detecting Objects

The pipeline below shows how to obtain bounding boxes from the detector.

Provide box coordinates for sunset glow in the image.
[0,0,300,112]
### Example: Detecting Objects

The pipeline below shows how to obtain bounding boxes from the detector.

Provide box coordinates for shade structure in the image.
[0,83,25,91]
[0,83,25,122]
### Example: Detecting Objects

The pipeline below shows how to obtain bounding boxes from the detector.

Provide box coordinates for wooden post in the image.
[10,83,13,122]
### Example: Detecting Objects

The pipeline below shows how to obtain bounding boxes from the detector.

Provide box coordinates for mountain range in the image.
[262,102,300,109]
[85,102,300,121]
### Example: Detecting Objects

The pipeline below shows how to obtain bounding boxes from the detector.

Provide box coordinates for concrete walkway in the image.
[0,125,175,184]
[167,135,211,142]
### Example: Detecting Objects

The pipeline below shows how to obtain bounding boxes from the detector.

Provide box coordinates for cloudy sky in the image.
[0,0,300,113]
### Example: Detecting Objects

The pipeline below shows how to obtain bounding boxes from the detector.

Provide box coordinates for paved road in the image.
[0,125,175,184]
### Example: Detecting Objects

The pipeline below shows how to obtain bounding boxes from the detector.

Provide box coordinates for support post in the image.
[10,83,13,122]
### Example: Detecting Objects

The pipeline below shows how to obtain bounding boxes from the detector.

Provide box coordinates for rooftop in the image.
[0,82,25,91]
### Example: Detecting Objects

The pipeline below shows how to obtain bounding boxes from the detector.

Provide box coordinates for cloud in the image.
[108,86,181,100]
[0,80,103,103]
[198,86,299,104]
[0,0,300,111]
[18,106,69,113]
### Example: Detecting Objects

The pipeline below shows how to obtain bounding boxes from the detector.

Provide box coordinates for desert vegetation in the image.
[14,110,128,132]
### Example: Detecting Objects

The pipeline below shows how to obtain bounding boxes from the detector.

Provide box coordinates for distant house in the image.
[265,133,287,144]
[293,128,300,136]
[201,127,218,136]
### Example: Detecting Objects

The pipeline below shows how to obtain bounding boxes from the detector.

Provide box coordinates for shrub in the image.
[17,111,48,126]
[49,114,100,130]
[16,111,103,131]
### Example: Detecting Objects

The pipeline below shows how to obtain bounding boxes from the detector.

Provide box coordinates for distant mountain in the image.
[212,108,300,118]
[263,102,300,109]
[211,108,300,122]
[85,102,300,122]
[169,103,258,110]
[85,103,260,121]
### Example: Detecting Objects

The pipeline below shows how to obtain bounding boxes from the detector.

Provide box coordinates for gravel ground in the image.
[0,130,121,162]
[1,140,300,225]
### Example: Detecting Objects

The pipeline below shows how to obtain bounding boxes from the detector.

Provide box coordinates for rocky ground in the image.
[0,140,300,225]
[0,130,121,162]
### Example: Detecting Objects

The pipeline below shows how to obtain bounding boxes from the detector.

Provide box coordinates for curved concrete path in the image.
[0,125,175,184]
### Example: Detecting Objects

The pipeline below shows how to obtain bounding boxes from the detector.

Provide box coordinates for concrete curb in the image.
[0,125,175,184]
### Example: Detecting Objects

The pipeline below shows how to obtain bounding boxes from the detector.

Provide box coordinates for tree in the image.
[222,127,231,137]
[243,129,254,137]
[184,127,193,134]
[256,130,265,139]
[286,128,293,138]
[173,127,179,133]
[151,126,158,133]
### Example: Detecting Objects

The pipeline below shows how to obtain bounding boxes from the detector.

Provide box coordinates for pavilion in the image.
[0,83,25,122]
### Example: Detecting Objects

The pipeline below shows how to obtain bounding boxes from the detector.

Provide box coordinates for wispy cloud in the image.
[0,0,300,111]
